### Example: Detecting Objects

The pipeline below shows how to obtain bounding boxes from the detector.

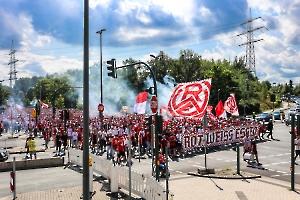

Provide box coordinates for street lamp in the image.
[150,54,162,80]
[96,29,106,126]
[217,89,220,102]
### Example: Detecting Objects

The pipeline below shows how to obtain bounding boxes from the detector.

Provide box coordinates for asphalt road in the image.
[0,166,82,198]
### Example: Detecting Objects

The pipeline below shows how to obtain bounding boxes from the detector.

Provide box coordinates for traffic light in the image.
[156,115,163,134]
[59,110,63,120]
[107,58,117,78]
[270,93,276,102]
[290,80,293,88]
[144,115,153,133]
[145,87,154,94]
[35,103,40,115]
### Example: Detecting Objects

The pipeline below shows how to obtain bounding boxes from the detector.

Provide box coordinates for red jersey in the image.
[117,138,125,152]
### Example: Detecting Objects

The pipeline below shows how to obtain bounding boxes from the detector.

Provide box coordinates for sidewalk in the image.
[0,172,299,200]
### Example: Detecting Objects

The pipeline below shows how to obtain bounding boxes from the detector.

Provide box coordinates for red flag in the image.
[224,93,239,116]
[215,100,226,118]
[134,92,148,114]
[39,100,49,108]
[167,79,211,119]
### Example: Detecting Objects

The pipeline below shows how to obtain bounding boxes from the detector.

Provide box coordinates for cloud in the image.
[1,0,300,87]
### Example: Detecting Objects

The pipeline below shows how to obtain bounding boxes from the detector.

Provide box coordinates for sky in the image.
[0,0,300,88]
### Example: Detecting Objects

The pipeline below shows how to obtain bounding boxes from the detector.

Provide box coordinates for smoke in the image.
[144,75,176,113]
[67,62,176,117]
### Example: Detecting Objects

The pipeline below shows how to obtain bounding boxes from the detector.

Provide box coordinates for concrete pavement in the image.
[0,170,299,200]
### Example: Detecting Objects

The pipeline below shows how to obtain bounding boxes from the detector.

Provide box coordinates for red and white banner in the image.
[224,93,239,116]
[39,100,49,108]
[167,79,211,119]
[181,124,259,152]
[133,92,148,114]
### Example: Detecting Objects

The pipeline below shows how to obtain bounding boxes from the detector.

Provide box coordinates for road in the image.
[1,112,299,192]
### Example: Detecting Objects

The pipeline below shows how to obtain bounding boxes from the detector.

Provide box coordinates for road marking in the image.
[272,175,280,177]
[192,165,204,168]
[272,163,281,165]
[280,161,289,164]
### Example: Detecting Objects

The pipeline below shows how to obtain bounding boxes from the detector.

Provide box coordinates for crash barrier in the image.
[10,171,14,192]
[0,157,64,172]
[69,149,173,200]
[144,175,174,200]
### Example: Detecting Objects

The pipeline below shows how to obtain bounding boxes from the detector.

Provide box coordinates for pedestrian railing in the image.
[68,148,173,200]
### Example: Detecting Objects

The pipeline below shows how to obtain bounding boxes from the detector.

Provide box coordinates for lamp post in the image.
[96,29,106,126]
[217,89,220,102]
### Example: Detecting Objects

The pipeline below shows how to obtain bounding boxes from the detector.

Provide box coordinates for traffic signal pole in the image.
[290,114,295,191]
[115,61,160,180]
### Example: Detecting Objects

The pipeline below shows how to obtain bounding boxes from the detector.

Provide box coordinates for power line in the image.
[237,8,267,76]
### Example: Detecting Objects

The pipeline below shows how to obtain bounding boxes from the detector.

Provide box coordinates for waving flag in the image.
[160,105,172,120]
[39,100,49,108]
[134,92,148,114]
[206,105,217,120]
[224,93,239,116]
[167,79,211,119]
[215,100,227,118]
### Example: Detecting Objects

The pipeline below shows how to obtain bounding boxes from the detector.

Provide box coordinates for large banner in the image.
[181,125,259,152]
[167,79,211,119]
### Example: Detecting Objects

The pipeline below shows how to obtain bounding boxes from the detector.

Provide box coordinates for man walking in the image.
[27,135,37,160]
[267,120,274,139]
[44,128,50,149]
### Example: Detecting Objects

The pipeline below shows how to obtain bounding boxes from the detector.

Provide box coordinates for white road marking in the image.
[192,165,204,168]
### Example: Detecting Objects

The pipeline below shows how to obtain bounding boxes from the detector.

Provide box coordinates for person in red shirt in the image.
[160,135,169,156]
[169,134,177,157]
[111,135,119,158]
[116,136,126,164]
[44,128,50,149]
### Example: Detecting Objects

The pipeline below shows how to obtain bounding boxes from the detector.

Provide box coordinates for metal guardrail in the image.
[68,148,173,200]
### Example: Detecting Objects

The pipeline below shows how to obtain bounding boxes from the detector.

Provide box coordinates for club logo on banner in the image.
[224,93,239,116]
[167,79,211,118]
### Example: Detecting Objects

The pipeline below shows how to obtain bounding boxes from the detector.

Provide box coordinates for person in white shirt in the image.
[67,126,73,147]
[72,129,78,149]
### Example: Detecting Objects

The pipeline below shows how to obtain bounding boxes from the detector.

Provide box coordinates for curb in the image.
[187,172,262,179]
[8,149,46,154]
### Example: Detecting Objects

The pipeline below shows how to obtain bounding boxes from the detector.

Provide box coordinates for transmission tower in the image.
[8,40,18,88]
[237,8,267,76]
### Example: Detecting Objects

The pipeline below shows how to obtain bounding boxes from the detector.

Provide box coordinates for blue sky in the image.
[1,0,300,87]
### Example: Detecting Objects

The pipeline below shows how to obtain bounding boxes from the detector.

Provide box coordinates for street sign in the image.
[98,103,104,112]
[150,95,158,113]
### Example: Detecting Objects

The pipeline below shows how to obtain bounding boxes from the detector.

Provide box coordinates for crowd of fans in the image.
[0,105,263,163]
